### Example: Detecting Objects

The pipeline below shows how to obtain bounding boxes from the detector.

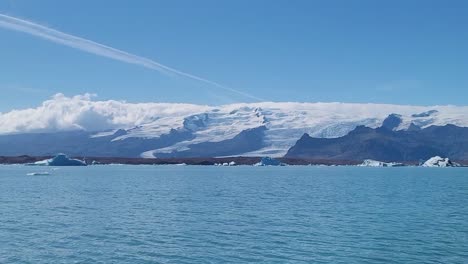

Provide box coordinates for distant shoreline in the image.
[0,155,358,166]
[1,155,467,166]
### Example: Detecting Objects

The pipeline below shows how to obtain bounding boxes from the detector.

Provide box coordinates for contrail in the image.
[0,14,263,101]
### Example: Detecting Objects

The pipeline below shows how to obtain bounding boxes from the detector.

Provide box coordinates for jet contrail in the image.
[0,14,263,101]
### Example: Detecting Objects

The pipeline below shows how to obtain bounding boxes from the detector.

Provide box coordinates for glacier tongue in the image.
[146,106,266,157]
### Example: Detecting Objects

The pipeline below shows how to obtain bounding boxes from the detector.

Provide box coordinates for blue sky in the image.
[1,0,468,111]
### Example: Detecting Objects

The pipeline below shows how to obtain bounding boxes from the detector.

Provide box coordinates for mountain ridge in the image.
[286,123,468,161]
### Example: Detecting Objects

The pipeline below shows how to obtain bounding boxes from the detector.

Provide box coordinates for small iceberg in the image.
[27,172,51,176]
[358,159,405,167]
[422,156,460,167]
[254,157,285,166]
[215,161,236,166]
[222,161,236,166]
[30,154,87,166]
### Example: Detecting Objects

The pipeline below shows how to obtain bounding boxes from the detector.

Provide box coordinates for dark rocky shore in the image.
[0,155,360,166]
[1,155,467,166]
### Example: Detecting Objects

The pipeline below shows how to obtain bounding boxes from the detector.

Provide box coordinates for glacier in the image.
[1,94,468,158]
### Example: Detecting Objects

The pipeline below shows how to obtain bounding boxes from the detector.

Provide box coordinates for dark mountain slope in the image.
[285,124,468,161]
[0,126,267,158]
[0,129,193,157]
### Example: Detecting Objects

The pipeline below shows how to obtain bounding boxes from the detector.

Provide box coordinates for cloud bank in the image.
[0,14,262,101]
[0,94,211,134]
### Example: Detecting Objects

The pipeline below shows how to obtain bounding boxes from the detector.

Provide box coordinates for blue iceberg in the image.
[32,154,87,166]
[254,157,285,166]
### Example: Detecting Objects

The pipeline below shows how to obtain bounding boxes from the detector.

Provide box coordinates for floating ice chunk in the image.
[31,154,86,166]
[358,159,405,167]
[254,157,284,166]
[422,156,459,167]
[26,172,51,176]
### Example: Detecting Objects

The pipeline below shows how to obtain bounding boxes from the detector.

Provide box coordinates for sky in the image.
[1,0,468,111]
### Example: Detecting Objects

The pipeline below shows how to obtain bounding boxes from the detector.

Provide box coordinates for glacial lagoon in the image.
[0,165,467,263]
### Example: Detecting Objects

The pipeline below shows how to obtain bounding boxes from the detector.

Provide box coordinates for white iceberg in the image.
[217,161,236,166]
[358,159,405,167]
[422,156,460,167]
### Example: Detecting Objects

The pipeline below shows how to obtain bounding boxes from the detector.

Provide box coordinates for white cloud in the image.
[0,93,211,134]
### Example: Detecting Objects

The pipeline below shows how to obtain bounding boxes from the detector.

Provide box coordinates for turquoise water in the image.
[0,165,467,263]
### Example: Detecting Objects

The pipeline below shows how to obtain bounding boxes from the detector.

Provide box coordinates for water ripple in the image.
[0,166,467,263]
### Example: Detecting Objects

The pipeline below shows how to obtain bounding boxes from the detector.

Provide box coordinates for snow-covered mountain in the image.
[1,94,468,158]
